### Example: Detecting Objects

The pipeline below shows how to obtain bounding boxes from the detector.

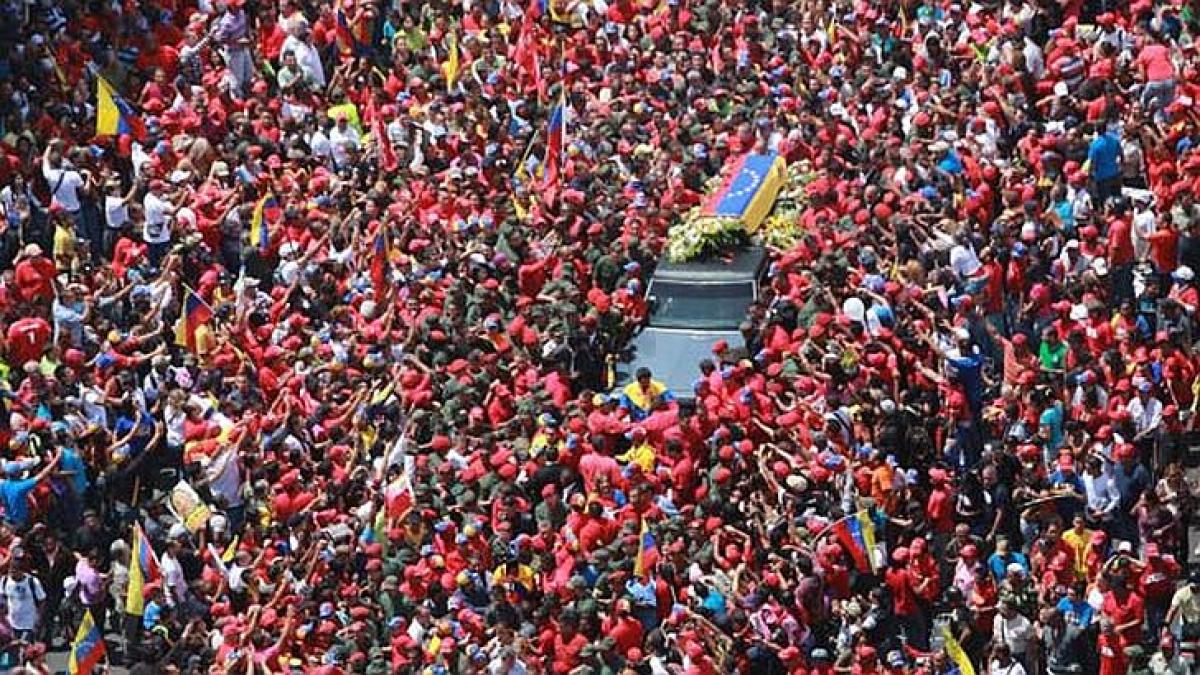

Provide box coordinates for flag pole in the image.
[182,283,218,316]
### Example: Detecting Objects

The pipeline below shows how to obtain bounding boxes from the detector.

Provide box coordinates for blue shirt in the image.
[1056,597,1094,627]
[1088,133,1122,181]
[0,477,38,528]
[114,410,155,459]
[987,551,1029,580]
[938,151,964,175]
[948,353,984,412]
[626,578,657,609]
[60,447,89,498]
[702,588,727,618]
[1040,402,1065,453]
[143,599,163,629]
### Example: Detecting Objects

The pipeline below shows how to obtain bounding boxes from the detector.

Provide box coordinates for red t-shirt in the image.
[1108,218,1135,265]
[6,317,50,366]
[886,567,919,617]
[1137,44,1175,82]
[1098,632,1127,675]
[549,631,589,674]
[1101,589,1145,643]
[1148,227,1179,273]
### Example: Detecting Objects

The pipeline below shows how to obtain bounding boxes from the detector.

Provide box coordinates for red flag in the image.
[385,472,413,519]
[370,228,389,293]
[372,111,397,171]
[710,30,724,73]
[513,19,544,99]
[334,0,362,56]
[541,92,564,191]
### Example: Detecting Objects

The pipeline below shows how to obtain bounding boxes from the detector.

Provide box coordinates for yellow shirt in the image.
[53,224,76,270]
[618,442,656,473]
[1062,528,1092,581]
[491,563,535,592]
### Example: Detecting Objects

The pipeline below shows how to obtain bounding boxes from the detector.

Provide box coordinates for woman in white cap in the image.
[1167,265,1197,314]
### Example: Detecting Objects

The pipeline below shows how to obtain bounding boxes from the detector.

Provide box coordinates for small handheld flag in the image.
[830,510,879,573]
[125,522,161,617]
[335,0,366,56]
[942,624,977,675]
[68,610,106,675]
[633,518,656,576]
[174,288,215,354]
[444,32,461,91]
[95,77,145,141]
[385,471,414,520]
[251,194,278,253]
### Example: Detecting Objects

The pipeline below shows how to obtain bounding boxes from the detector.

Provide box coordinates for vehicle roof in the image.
[651,246,767,283]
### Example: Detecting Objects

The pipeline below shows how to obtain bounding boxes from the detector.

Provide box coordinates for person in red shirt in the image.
[13,243,55,304]
[1101,575,1146,645]
[135,34,181,80]
[1097,619,1128,675]
[1136,33,1177,115]
[5,315,50,367]
[910,537,941,605]
[886,547,926,649]
[1108,213,1136,302]
[1168,266,1199,313]
[574,498,617,553]
[851,644,884,675]
[271,469,316,521]
[545,611,589,674]
[1136,543,1182,638]
[603,598,644,654]
[1149,219,1180,275]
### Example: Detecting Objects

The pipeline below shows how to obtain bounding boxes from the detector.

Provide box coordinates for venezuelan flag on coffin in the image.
[702,152,788,230]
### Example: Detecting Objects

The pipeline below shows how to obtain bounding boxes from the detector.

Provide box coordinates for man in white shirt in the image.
[309,117,334,163]
[949,240,982,280]
[488,646,528,675]
[1131,193,1158,262]
[160,528,189,606]
[1,561,46,640]
[328,113,360,168]
[1127,380,1163,447]
[1083,455,1120,524]
[42,143,85,217]
[993,600,1034,668]
[280,18,325,89]
[142,179,176,267]
[103,177,138,257]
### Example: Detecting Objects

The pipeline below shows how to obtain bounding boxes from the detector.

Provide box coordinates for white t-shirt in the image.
[1132,208,1157,261]
[309,129,332,161]
[2,574,45,631]
[207,449,244,509]
[988,660,1027,675]
[329,125,360,167]
[279,36,325,87]
[143,192,174,244]
[161,552,186,604]
[105,194,128,230]
[42,161,83,212]
[950,244,982,278]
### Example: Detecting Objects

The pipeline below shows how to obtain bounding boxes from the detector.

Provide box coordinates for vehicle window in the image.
[648,280,754,330]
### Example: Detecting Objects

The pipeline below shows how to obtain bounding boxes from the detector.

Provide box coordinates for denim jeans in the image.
[1142,79,1177,118]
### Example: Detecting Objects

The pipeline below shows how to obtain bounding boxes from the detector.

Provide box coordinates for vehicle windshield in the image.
[648,280,754,330]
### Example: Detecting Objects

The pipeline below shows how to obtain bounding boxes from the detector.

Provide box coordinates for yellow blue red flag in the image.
[702,152,788,231]
[251,194,277,252]
[96,77,145,141]
[68,609,106,675]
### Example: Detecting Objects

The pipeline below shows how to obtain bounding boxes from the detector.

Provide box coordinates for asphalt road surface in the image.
[42,630,129,675]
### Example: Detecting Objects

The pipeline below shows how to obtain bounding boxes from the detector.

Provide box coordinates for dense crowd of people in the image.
[3,0,1200,673]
